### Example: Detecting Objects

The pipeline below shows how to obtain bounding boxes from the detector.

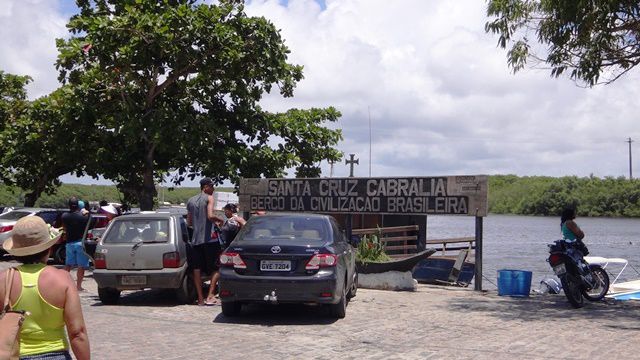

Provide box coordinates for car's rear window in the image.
[36,211,59,225]
[0,211,30,221]
[103,219,170,244]
[240,216,329,242]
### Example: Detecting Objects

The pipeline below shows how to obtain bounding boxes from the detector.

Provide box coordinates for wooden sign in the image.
[239,175,488,217]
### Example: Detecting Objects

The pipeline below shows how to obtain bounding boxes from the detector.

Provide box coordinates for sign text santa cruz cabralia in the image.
[239,175,488,289]
[240,176,487,216]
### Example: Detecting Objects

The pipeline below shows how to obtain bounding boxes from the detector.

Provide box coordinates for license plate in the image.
[260,260,291,272]
[121,275,146,285]
[553,263,566,275]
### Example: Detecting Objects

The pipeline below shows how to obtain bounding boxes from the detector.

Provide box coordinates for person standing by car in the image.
[0,216,90,360]
[219,203,246,248]
[187,178,224,306]
[205,203,246,305]
[61,197,90,291]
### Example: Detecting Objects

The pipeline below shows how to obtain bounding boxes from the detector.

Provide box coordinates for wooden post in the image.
[417,215,427,251]
[346,214,353,242]
[474,216,483,291]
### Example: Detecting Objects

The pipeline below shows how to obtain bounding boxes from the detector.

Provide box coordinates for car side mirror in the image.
[350,235,361,247]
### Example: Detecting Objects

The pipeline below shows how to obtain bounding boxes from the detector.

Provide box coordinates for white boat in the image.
[584,256,640,299]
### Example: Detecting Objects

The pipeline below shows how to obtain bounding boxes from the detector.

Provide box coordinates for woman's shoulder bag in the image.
[0,268,29,360]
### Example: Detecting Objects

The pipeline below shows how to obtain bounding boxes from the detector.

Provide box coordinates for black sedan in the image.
[218,213,357,318]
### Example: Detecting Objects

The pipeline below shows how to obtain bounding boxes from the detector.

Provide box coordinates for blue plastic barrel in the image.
[497,269,532,297]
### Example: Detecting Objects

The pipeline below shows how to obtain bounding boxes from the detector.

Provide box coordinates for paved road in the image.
[2,261,640,359]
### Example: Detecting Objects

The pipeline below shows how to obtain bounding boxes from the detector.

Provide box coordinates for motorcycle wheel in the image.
[582,265,610,301]
[561,273,584,308]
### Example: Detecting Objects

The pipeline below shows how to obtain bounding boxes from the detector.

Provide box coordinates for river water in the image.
[426,214,640,290]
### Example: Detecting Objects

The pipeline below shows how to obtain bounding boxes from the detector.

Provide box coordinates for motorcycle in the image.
[547,239,610,308]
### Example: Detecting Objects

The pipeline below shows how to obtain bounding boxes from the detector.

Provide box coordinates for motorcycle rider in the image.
[560,207,591,280]
[561,207,584,242]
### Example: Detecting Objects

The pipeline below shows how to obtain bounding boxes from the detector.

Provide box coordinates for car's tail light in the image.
[0,225,13,233]
[305,254,338,270]
[94,253,106,269]
[549,253,563,266]
[219,252,246,269]
[163,252,180,268]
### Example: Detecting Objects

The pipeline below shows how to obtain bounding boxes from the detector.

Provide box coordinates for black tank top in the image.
[219,218,240,247]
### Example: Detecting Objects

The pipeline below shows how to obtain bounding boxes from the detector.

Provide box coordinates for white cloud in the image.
[0,0,68,98]
[247,0,640,179]
[2,0,639,185]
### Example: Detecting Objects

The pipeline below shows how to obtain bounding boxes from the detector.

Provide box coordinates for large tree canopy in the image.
[0,74,97,206]
[56,0,342,210]
[486,0,640,86]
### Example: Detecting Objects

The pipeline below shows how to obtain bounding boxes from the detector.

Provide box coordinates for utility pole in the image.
[368,106,372,177]
[628,137,633,180]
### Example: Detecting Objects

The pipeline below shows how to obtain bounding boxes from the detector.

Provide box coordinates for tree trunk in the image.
[138,143,157,211]
[23,191,39,207]
[23,176,50,207]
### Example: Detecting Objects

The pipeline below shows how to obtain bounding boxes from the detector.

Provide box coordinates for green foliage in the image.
[486,0,640,85]
[54,0,342,210]
[2,175,640,218]
[489,175,640,217]
[0,183,234,209]
[0,86,98,206]
[356,232,391,263]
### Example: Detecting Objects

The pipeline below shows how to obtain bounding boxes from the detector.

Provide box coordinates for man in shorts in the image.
[62,196,90,291]
[187,177,224,305]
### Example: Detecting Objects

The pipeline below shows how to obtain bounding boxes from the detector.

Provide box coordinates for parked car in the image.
[218,213,358,318]
[88,212,194,305]
[0,208,67,253]
[81,214,110,260]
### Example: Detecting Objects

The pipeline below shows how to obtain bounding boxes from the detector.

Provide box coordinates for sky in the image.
[1,0,639,187]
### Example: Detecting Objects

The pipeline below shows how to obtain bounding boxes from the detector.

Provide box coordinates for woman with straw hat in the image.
[0,216,90,360]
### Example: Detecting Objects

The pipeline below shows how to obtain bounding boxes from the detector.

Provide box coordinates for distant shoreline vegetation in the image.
[1,175,639,217]
[489,175,640,217]
[0,184,234,209]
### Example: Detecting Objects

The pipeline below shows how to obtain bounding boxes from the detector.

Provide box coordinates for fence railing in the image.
[352,226,475,259]
[352,225,419,258]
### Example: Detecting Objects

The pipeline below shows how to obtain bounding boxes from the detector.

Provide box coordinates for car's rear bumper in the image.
[219,267,341,304]
[93,264,188,290]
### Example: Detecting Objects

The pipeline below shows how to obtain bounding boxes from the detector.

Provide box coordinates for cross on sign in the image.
[345,153,359,177]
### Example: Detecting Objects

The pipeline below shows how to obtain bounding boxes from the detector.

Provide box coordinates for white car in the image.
[0,208,65,248]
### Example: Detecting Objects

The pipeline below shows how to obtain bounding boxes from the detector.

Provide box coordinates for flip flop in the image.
[204,298,219,306]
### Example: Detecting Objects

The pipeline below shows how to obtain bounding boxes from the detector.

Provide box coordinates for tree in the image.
[56,0,342,210]
[0,82,97,206]
[485,1,640,85]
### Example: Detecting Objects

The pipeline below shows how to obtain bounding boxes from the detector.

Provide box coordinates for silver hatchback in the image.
[89,212,195,304]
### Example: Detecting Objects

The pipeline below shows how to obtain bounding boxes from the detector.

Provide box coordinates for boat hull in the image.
[356,249,436,274]
[412,257,475,284]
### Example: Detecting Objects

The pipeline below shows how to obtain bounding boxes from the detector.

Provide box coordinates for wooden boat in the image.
[412,237,476,286]
[350,226,475,284]
[356,249,436,274]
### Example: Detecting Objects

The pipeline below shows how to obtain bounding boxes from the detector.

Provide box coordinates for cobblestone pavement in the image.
[2,261,640,359]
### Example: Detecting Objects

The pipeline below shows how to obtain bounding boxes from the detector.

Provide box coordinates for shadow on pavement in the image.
[88,289,183,308]
[213,302,339,325]
[447,292,640,328]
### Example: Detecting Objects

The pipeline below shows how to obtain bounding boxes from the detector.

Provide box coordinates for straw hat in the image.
[2,216,61,256]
